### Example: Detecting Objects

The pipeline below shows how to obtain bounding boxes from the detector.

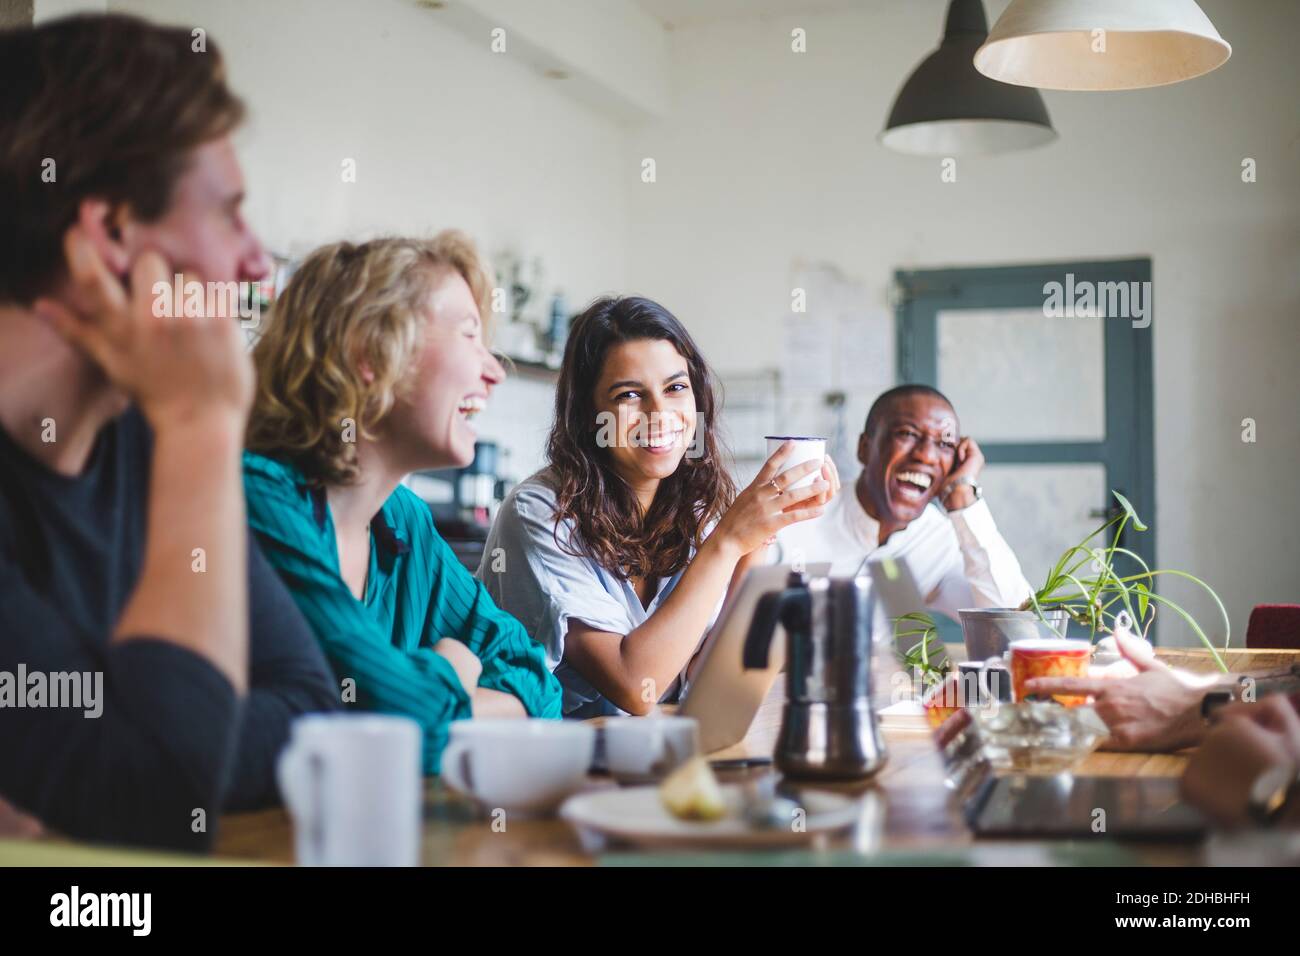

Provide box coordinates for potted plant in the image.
[894,612,962,726]
[895,611,948,690]
[958,490,1230,672]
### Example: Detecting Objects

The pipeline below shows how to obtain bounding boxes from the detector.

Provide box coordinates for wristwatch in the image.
[1200,688,1236,722]
[941,475,982,505]
[1247,762,1300,827]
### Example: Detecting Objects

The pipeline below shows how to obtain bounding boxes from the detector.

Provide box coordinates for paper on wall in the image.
[780,264,895,469]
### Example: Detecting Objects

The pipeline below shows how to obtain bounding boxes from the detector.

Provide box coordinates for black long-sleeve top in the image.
[0,408,339,852]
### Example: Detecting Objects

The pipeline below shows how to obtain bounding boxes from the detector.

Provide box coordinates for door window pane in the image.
[977,462,1109,590]
[937,308,1105,443]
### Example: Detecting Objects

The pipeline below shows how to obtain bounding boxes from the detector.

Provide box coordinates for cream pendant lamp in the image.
[974,0,1231,91]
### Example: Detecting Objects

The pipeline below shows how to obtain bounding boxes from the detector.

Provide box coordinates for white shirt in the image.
[774,487,1033,635]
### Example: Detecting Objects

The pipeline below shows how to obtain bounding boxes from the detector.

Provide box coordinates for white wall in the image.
[623,0,1300,644]
[103,0,1298,644]
[112,0,641,480]
[447,0,671,120]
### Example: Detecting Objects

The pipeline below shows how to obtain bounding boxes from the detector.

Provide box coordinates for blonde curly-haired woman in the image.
[243,233,561,773]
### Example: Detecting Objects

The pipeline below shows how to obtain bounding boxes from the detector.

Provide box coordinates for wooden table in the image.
[215,647,1299,867]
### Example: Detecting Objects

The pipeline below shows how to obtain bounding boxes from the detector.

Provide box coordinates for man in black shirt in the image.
[0,14,338,852]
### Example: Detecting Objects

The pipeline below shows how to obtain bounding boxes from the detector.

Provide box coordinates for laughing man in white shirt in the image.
[776,385,1032,632]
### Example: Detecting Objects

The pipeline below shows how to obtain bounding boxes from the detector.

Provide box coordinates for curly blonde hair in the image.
[247,232,492,486]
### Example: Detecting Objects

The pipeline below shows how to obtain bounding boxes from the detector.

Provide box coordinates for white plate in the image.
[560,784,863,849]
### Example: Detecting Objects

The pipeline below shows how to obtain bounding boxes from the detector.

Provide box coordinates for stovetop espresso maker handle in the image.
[743,575,811,671]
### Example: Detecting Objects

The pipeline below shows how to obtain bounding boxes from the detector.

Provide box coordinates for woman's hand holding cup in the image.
[800,454,839,512]
[712,440,831,557]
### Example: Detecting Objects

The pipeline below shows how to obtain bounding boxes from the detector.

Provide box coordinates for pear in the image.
[659,756,727,822]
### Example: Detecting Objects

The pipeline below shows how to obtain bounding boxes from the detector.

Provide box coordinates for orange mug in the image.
[1008,638,1093,706]
[922,673,964,729]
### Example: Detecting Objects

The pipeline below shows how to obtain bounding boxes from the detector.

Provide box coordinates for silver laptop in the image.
[679,562,831,753]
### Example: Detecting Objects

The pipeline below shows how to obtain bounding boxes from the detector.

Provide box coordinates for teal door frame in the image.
[894,258,1156,592]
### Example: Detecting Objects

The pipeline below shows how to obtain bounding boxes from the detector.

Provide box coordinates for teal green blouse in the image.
[243,452,562,773]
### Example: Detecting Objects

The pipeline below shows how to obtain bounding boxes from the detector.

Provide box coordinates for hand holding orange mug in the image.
[1009,638,1093,707]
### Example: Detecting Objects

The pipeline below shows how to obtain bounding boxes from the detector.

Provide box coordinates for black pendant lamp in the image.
[881,0,1057,156]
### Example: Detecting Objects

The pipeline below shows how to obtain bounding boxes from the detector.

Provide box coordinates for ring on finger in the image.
[766,477,783,496]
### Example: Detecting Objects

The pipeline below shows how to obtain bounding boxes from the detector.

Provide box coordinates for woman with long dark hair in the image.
[478,296,838,716]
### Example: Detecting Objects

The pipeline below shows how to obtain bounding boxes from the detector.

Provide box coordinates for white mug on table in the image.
[277,714,422,867]
[603,715,700,783]
[440,719,595,817]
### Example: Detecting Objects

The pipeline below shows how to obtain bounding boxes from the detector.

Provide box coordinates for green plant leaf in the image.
[1031,495,1225,664]
[1133,581,1150,620]
[1106,546,1153,581]
[893,612,948,686]
[1112,490,1148,532]
[1143,591,1228,672]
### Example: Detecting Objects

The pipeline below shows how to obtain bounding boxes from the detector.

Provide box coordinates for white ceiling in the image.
[634,0,868,29]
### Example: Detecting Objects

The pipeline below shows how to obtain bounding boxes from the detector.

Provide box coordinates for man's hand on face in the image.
[33,226,254,433]
[939,436,984,510]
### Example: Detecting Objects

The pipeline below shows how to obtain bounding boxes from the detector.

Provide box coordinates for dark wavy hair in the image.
[545,296,736,581]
